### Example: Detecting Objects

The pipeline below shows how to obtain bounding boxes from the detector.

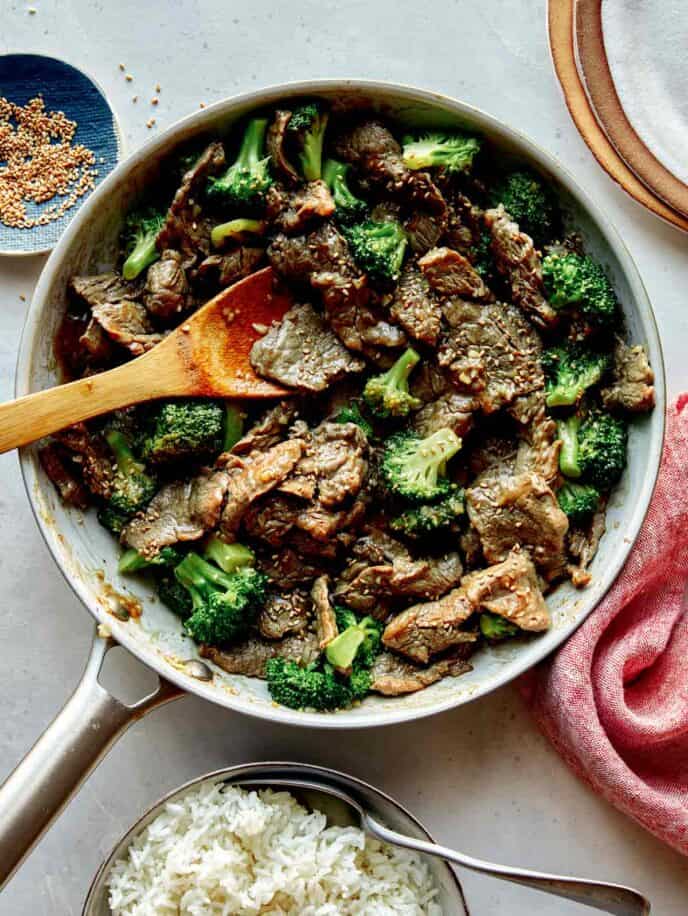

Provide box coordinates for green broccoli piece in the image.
[207,118,272,207]
[142,400,225,464]
[541,343,610,408]
[203,533,255,574]
[210,218,266,248]
[157,575,193,619]
[557,412,627,489]
[105,429,157,516]
[390,486,465,539]
[557,482,600,525]
[118,545,184,574]
[223,404,244,451]
[381,428,462,503]
[542,252,618,326]
[265,658,353,711]
[402,131,481,174]
[287,102,329,181]
[175,553,267,645]
[480,612,519,640]
[326,614,383,672]
[363,347,422,418]
[333,402,373,438]
[322,158,367,226]
[470,228,495,280]
[490,170,558,246]
[97,505,129,536]
[344,219,407,283]
[121,207,165,281]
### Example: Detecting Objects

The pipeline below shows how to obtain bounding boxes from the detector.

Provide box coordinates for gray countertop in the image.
[2,1,688,913]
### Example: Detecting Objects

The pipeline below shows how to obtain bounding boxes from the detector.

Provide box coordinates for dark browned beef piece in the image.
[266,110,299,184]
[250,302,365,392]
[231,402,299,456]
[419,247,492,300]
[514,407,562,488]
[196,247,265,289]
[405,210,445,256]
[442,190,485,258]
[462,547,550,630]
[244,488,366,549]
[156,141,226,260]
[143,250,192,320]
[53,423,114,499]
[460,525,484,569]
[200,630,320,678]
[485,205,558,328]
[389,263,442,346]
[218,440,305,540]
[258,547,328,590]
[257,590,311,640]
[280,422,368,508]
[311,575,338,649]
[601,338,655,413]
[567,500,607,588]
[318,278,407,353]
[78,317,113,364]
[39,443,91,509]
[266,181,335,234]
[370,650,473,696]
[92,299,164,356]
[412,391,475,438]
[410,362,452,402]
[439,299,543,414]
[123,469,229,559]
[70,273,141,310]
[467,433,518,479]
[466,470,569,581]
[268,222,358,283]
[382,587,476,663]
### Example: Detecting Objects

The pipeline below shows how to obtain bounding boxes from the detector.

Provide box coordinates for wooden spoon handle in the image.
[0,354,186,453]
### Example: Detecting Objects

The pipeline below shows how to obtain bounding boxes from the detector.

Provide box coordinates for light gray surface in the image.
[1,1,687,914]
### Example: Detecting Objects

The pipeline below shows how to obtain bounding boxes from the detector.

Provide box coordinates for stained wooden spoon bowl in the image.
[0,267,293,454]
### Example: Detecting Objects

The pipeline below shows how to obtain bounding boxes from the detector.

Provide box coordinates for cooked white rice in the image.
[106,781,443,915]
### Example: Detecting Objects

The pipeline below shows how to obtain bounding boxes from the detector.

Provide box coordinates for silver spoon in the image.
[238,778,650,916]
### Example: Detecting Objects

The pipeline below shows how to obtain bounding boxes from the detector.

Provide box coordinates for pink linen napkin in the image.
[522,395,688,855]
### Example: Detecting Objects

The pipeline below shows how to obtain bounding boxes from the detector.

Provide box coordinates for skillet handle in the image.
[0,628,182,890]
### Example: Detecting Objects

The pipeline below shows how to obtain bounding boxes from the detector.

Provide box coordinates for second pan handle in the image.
[0,628,182,890]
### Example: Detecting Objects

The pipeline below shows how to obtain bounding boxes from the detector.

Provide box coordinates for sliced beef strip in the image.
[156,141,226,260]
[143,249,193,320]
[218,440,305,540]
[485,205,558,328]
[294,496,367,542]
[266,109,299,184]
[53,423,114,499]
[567,499,607,588]
[70,273,141,311]
[268,222,359,285]
[244,489,366,548]
[39,443,91,509]
[601,337,655,414]
[231,402,299,456]
[514,406,562,488]
[410,362,453,402]
[439,298,543,414]
[196,247,265,289]
[370,650,473,696]
[405,210,444,255]
[462,547,550,631]
[78,317,113,364]
[460,525,484,569]
[467,432,518,479]
[257,547,328,590]
[318,276,407,353]
[123,469,229,559]
[280,422,368,508]
[250,302,365,392]
[412,390,475,438]
[257,590,311,640]
[266,180,335,234]
[466,470,569,581]
[91,299,164,356]
[200,630,320,678]
[382,587,476,664]
[311,575,338,649]
[418,246,492,301]
[389,262,442,346]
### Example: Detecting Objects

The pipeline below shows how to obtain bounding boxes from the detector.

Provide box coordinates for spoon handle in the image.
[365,815,650,916]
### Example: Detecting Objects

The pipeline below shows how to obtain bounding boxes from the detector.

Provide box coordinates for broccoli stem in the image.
[122,232,159,281]
[175,552,232,592]
[118,548,150,573]
[105,429,142,476]
[237,117,269,171]
[300,112,328,181]
[210,218,266,248]
[223,404,244,451]
[387,347,419,389]
[325,626,366,672]
[204,534,254,574]
[557,417,582,478]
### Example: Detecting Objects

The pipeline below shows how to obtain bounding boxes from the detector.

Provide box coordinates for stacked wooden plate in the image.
[548,0,688,232]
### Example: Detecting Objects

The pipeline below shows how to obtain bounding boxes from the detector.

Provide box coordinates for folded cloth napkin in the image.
[522,395,688,855]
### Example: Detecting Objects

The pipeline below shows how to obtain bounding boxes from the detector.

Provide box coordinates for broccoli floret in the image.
[326,614,383,672]
[402,131,481,174]
[210,218,266,248]
[121,207,165,281]
[118,545,184,574]
[223,404,244,451]
[344,219,407,283]
[287,102,329,181]
[470,228,495,280]
[381,428,462,502]
[390,486,465,539]
[142,400,225,464]
[203,533,255,574]
[97,505,129,535]
[541,343,610,408]
[363,348,422,418]
[175,553,267,645]
[480,612,519,640]
[557,412,627,489]
[105,429,157,516]
[322,158,367,226]
[557,481,600,525]
[265,658,353,711]
[542,252,618,326]
[490,170,558,246]
[157,575,193,619]
[333,402,373,438]
[207,118,272,207]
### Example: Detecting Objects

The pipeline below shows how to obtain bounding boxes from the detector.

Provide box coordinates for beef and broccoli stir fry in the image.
[42,100,655,711]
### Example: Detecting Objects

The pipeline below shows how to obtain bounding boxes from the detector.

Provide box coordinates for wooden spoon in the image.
[0,266,293,453]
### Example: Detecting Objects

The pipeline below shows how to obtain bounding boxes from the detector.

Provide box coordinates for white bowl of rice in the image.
[83,763,468,915]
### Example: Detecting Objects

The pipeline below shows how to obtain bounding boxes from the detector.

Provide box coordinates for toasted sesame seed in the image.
[132,95,138,103]
[151,97,159,105]
[118,63,125,71]
[125,74,133,82]
[155,83,161,93]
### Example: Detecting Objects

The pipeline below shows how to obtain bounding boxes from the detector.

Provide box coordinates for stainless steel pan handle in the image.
[0,628,182,890]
